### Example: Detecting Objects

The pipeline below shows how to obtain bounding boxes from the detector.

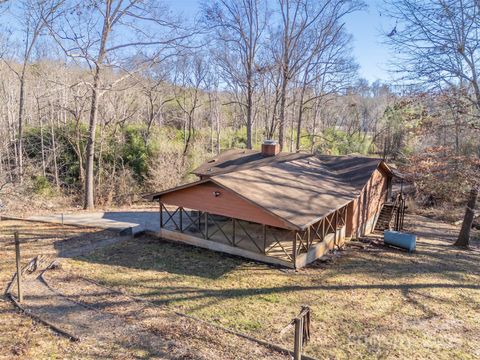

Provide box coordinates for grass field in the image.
[64,214,480,359]
[1,215,479,359]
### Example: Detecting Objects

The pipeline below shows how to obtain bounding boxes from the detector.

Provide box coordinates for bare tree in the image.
[48,0,189,209]
[385,0,480,123]
[273,0,362,150]
[202,0,267,149]
[171,51,208,156]
[0,0,64,184]
[293,15,358,151]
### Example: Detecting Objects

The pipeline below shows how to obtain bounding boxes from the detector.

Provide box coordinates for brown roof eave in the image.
[142,179,211,201]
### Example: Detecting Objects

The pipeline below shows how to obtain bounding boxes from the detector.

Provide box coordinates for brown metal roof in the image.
[146,152,391,230]
[192,149,311,177]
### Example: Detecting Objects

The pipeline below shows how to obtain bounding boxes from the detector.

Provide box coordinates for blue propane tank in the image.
[384,231,416,252]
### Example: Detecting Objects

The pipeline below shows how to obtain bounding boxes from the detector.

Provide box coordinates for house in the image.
[145,140,394,268]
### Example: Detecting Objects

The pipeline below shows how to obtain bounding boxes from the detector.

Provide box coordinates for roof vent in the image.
[261,139,280,156]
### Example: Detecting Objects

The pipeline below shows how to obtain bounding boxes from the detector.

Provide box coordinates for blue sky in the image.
[1,0,394,83]
[167,0,394,83]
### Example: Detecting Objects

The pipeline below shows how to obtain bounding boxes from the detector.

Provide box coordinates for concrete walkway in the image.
[26,211,160,235]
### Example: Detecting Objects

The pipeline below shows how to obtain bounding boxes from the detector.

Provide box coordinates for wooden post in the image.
[179,207,183,232]
[292,232,297,267]
[334,211,338,245]
[204,212,208,240]
[263,225,267,254]
[14,232,23,303]
[322,217,325,240]
[293,316,303,360]
[344,205,348,236]
[159,200,163,228]
[307,227,311,249]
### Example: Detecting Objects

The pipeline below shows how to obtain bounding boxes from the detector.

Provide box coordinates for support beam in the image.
[263,225,267,254]
[292,232,297,267]
[334,211,338,245]
[204,212,208,240]
[307,227,311,248]
[159,200,163,228]
[179,207,183,232]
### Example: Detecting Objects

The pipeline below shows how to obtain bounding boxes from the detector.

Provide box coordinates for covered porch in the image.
[154,202,350,268]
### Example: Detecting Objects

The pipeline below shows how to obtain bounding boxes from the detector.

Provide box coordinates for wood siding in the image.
[347,168,389,237]
[160,182,292,229]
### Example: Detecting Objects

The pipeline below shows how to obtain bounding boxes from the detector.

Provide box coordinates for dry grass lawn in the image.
[1,215,479,359]
[66,214,480,359]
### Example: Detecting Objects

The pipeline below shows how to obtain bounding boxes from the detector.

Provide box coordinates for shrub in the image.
[315,128,372,155]
[32,175,55,197]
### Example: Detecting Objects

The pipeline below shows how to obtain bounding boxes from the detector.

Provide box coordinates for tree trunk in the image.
[278,76,287,150]
[75,117,85,188]
[40,114,46,177]
[17,77,25,184]
[84,65,101,210]
[83,2,111,210]
[454,188,478,247]
[216,102,220,154]
[246,78,253,149]
[50,114,60,191]
[295,87,306,152]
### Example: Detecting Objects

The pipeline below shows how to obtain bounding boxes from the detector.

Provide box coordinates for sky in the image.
[1,0,395,83]
[167,0,394,84]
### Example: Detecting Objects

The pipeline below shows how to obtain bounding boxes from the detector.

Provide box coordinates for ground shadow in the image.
[50,211,480,318]
[74,235,251,279]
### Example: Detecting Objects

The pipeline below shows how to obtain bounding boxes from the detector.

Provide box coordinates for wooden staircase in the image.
[375,193,406,232]
[375,202,396,231]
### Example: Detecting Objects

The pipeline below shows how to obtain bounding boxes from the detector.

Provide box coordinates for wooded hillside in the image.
[0,0,478,215]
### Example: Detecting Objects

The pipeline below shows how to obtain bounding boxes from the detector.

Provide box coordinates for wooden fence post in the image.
[280,306,311,360]
[293,316,303,360]
[14,232,23,303]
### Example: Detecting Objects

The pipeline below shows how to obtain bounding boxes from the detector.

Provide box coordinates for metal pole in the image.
[293,316,304,360]
[14,232,23,303]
